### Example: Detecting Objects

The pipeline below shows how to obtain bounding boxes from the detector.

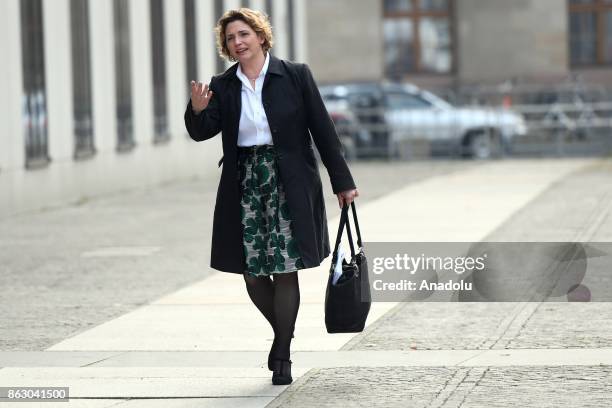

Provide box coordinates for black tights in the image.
[243,271,300,360]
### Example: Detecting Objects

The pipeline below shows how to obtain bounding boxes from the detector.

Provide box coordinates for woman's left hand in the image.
[337,188,359,209]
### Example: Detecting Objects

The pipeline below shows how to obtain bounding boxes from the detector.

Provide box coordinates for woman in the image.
[184,8,358,385]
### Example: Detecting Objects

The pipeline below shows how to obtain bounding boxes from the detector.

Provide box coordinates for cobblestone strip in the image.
[339,302,406,351]
[430,367,488,408]
[487,302,540,350]
[574,190,612,242]
[266,368,323,408]
[483,170,612,351]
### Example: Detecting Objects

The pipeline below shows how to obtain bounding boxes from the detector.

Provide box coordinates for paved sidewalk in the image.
[271,158,612,407]
[1,158,609,407]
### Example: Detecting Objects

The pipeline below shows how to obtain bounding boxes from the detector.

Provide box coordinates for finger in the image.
[337,196,343,209]
[206,90,214,100]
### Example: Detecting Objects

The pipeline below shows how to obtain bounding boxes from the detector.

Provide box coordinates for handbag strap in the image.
[350,201,363,249]
[332,203,356,263]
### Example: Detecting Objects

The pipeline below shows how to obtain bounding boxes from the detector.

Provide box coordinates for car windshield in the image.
[417,89,454,109]
[320,84,453,110]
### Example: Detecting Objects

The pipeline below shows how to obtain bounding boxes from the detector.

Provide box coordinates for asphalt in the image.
[1,157,611,407]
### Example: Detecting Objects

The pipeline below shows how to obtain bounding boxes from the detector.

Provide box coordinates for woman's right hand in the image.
[190,80,214,114]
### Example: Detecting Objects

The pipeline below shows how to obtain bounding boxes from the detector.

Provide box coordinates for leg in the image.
[243,272,276,331]
[272,271,300,360]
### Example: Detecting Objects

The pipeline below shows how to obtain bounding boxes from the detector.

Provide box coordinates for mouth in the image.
[236,48,248,55]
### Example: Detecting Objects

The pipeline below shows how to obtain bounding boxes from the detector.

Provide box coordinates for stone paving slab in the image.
[268,366,612,408]
[3,349,612,369]
[0,398,274,408]
[0,401,124,408]
[0,351,119,367]
[346,303,521,351]
[114,398,276,408]
[506,303,612,349]
[0,367,299,398]
[347,303,612,351]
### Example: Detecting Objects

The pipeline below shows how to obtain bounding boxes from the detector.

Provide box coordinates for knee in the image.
[243,272,256,286]
[243,272,269,287]
[272,271,298,285]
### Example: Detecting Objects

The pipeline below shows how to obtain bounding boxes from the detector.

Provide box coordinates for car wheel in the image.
[466,131,500,159]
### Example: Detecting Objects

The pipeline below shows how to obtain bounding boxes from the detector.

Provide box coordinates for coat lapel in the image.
[229,77,241,148]
[262,54,284,93]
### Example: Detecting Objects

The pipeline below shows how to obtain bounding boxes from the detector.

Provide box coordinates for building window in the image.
[150,0,169,142]
[383,0,453,78]
[266,0,273,56]
[569,0,612,66]
[287,0,295,60]
[20,0,50,169]
[184,0,197,98]
[70,0,95,160]
[113,0,134,151]
[214,0,225,73]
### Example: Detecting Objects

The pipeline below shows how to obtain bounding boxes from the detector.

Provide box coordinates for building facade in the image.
[0,0,306,217]
[307,0,612,89]
[3,0,612,217]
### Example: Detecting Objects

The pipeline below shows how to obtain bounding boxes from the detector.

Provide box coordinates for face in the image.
[225,20,264,62]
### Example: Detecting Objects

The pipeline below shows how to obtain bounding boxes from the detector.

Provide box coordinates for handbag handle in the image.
[350,201,363,249]
[332,202,361,263]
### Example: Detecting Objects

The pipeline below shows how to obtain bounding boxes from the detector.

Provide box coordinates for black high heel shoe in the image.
[271,359,292,385]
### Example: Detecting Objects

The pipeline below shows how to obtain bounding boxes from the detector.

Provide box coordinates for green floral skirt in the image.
[237,144,304,277]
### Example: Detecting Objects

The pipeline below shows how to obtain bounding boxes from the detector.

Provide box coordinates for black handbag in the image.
[324,202,371,333]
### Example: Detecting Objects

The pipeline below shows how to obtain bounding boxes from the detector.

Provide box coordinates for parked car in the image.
[320,82,528,159]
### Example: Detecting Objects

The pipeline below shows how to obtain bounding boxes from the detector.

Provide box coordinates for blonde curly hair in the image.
[215,8,274,62]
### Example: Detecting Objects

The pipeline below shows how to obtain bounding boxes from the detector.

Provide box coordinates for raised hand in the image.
[190,80,214,114]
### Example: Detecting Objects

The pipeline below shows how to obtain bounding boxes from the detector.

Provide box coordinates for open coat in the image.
[184,55,356,274]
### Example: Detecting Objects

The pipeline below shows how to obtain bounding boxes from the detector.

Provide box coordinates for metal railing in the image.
[327,81,612,160]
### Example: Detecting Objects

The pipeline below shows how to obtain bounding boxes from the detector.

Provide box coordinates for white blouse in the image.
[236,52,273,147]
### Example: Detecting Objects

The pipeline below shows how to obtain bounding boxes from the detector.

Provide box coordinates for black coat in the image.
[184,55,356,274]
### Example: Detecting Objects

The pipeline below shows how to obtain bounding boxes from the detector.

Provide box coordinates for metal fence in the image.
[327,80,612,160]
[442,81,612,157]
